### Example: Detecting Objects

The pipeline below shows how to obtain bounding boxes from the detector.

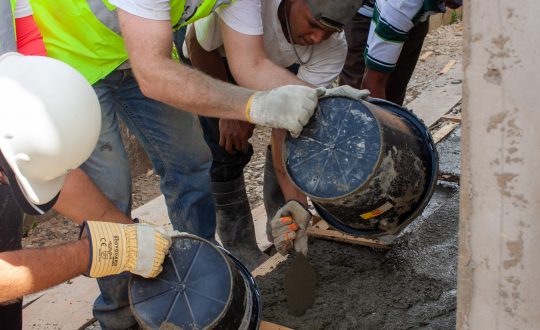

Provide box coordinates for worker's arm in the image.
[361,0,423,99]
[0,239,89,302]
[15,15,46,56]
[14,0,46,56]
[53,169,132,225]
[220,18,310,90]
[0,221,172,303]
[185,25,255,154]
[117,9,319,137]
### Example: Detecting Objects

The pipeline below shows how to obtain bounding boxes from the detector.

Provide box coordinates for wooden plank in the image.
[440,113,462,122]
[419,51,433,61]
[307,227,391,250]
[406,62,462,127]
[439,59,457,75]
[252,252,288,277]
[260,321,293,330]
[432,121,459,144]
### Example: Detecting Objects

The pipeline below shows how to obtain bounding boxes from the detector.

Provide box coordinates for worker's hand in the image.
[219,119,255,154]
[81,221,172,278]
[317,85,370,101]
[271,200,312,256]
[361,69,389,99]
[246,86,323,138]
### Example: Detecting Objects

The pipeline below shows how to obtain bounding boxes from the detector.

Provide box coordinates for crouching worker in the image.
[0,54,171,318]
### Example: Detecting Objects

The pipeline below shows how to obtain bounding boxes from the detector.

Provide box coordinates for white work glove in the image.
[245,86,324,138]
[80,221,172,278]
[317,85,370,101]
[270,200,312,256]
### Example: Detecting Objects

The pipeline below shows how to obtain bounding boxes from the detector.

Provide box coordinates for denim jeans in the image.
[80,69,216,329]
[0,186,23,330]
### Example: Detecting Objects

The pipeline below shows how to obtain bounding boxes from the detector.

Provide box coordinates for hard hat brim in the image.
[0,150,60,215]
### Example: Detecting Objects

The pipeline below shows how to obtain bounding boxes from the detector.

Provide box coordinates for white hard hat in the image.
[0,53,101,215]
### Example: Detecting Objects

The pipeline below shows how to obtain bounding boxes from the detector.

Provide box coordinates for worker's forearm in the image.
[233,57,312,90]
[118,10,252,120]
[0,239,89,302]
[271,129,308,207]
[54,169,132,225]
[361,69,390,99]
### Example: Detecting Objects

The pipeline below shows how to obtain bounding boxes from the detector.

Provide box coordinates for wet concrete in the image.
[437,127,461,177]
[257,187,459,329]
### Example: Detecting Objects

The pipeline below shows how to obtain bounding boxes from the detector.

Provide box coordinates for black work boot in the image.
[212,175,268,271]
[263,146,286,243]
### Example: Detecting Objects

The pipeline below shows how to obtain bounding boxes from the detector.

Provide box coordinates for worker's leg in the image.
[115,70,216,239]
[198,115,268,270]
[386,19,430,105]
[339,12,371,89]
[80,70,136,330]
[0,186,24,330]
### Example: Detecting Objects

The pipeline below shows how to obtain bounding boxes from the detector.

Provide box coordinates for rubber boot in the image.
[212,175,268,271]
[263,146,286,243]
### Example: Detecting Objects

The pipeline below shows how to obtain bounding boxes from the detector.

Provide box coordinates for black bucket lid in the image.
[285,97,382,199]
[129,235,261,329]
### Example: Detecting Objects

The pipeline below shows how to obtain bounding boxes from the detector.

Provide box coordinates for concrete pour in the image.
[256,129,462,329]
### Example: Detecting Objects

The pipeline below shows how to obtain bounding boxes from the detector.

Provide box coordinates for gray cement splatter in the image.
[257,186,459,329]
[437,127,461,177]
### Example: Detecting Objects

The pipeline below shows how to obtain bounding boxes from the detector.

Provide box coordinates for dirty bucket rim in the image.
[216,245,263,330]
[313,97,439,238]
[129,234,257,329]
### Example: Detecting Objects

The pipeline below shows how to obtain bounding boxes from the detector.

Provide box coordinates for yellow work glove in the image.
[80,221,172,278]
[270,200,312,256]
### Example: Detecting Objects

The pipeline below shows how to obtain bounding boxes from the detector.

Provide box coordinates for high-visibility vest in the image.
[29,0,233,84]
[0,0,17,55]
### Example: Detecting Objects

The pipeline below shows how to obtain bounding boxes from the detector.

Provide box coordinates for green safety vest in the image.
[29,0,233,84]
[0,0,17,55]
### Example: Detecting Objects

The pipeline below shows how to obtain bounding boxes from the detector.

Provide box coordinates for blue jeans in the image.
[80,69,216,329]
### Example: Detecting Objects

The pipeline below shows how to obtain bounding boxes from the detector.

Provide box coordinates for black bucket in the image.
[129,234,261,329]
[284,96,438,237]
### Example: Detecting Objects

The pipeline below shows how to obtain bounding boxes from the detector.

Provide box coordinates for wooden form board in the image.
[405,62,462,127]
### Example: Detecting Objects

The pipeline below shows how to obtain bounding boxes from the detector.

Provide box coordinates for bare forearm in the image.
[54,169,132,225]
[233,57,311,90]
[118,10,252,120]
[0,239,89,302]
[361,69,389,99]
[271,129,308,207]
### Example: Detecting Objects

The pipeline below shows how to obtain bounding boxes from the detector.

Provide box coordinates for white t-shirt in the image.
[15,0,33,18]
[192,0,347,87]
[109,0,171,20]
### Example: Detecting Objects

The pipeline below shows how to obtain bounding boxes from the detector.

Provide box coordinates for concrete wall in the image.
[458,0,540,329]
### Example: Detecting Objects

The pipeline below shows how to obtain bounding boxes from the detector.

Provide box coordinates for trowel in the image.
[283,236,317,316]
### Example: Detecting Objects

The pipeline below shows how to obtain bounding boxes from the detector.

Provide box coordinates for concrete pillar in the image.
[458,1,540,329]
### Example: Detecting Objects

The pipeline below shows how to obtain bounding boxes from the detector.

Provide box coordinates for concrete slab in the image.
[405,62,462,127]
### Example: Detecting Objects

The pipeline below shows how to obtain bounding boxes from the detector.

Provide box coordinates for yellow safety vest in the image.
[30,0,233,84]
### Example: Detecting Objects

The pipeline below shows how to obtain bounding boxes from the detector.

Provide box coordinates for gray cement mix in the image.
[436,127,461,177]
[257,187,459,329]
[257,122,462,329]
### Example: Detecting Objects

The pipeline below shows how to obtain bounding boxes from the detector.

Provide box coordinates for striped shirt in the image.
[365,0,446,73]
